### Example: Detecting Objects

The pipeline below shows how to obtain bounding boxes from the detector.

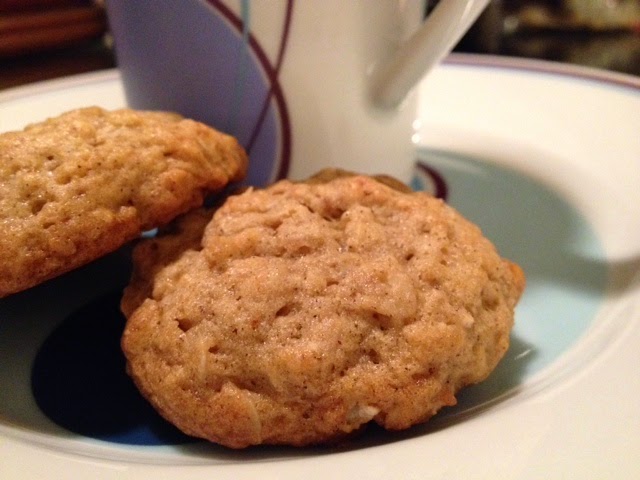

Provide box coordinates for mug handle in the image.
[370,0,491,109]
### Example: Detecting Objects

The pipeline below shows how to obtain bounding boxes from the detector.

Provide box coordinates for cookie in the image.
[121,172,525,448]
[0,107,247,297]
[305,167,413,193]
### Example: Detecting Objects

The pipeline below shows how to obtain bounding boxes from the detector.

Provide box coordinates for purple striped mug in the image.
[106,0,489,186]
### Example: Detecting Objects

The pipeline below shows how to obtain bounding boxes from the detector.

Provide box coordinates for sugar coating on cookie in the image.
[0,107,247,297]
[122,174,525,449]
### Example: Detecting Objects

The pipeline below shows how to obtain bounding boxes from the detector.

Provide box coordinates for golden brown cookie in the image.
[121,173,525,449]
[0,107,247,297]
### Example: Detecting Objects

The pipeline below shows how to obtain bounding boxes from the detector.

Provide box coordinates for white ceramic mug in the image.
[106,0,490,186]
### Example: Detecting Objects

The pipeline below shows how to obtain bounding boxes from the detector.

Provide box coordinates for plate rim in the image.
[444,52,640,92]
[1,52,639,108]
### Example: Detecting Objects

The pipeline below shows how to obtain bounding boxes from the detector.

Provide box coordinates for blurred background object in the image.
[0,0,113,89]
[457,0,640,75]
[0,0,639,91]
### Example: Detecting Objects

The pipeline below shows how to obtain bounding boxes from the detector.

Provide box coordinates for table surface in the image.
[0,38,115,92]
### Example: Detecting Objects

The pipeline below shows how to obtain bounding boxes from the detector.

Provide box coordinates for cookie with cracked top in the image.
[121,171,525,448]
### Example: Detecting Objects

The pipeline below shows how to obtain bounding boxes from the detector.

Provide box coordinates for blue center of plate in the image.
[414,149,607,413]
[30,290,195,446]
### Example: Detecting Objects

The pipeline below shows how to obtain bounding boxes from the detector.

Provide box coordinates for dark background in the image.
[1,0,639,91]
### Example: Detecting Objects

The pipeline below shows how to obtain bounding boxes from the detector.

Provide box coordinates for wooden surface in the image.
[0,0,113,91]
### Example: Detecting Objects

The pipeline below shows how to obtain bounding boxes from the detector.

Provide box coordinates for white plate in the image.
[1,54,639,479]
